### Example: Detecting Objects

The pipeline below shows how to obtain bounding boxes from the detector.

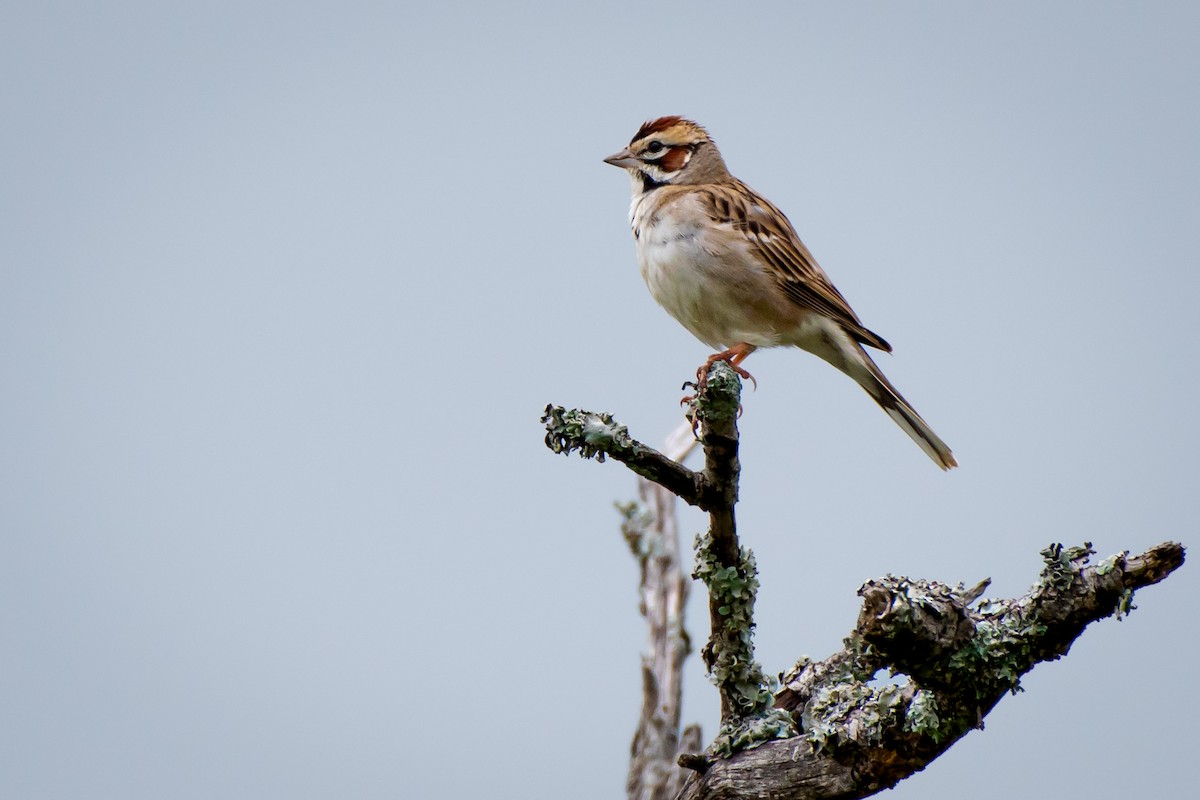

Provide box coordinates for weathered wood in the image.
[677,541,1185,800]
[543,374,1186,800]
[624,422,698,800]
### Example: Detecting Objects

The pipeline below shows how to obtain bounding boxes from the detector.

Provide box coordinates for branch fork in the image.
[542,366,1186,800]
[544,364,784,740]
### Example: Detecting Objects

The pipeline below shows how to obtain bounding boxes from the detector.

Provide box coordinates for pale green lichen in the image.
[710,708,796,758]
[944,610,1046,697]
[903,688,944,742]
[1116,587,1137,620]
[1091,551,1139,620]
[930,543,1119,702]
[795,648,954,752]
[1095,553,1124,576]
[693,531,798,755]
[541,405,633,462]
[1039,542,1095,591]
[802,678,909,753]
[860,574,969,631]
[695,362,742,423]
[693,534,772,712]
[798,542,1149,755]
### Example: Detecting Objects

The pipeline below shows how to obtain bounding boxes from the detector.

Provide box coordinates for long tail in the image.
[810,326,956,469]
[849,346,956,469]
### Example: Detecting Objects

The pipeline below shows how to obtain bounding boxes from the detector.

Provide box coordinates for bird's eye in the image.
[646,140,664,154]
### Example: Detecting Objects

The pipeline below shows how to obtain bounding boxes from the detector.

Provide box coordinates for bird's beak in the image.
[603,148,640,169]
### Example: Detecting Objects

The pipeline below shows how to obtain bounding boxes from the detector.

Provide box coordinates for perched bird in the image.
[604,116,956,469]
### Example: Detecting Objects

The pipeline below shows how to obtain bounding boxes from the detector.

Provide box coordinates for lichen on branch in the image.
[542,405,633,462]
[693,532,797,757]
[541,404,708,507]
[541,366,1187,800]
[738,540,1188,800]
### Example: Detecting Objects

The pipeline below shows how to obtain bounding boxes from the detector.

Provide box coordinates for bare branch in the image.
[624,422,697,800]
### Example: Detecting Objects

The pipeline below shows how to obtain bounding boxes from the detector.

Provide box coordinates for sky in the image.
[1,2,1196,798]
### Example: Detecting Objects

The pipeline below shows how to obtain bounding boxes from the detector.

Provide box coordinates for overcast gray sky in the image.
[2,2,1196,798]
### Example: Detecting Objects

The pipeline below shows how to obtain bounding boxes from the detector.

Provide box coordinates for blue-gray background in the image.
[2,2,1195,798]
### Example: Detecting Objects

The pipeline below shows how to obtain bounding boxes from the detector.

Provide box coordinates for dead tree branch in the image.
[542,405,710,508]
[679,540,1185,800]
[544,363,792,758]
[542,367,1186,800]
[621,422,698,800]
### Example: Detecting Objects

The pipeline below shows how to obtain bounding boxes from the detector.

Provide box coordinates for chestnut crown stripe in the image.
[630,115,709,145]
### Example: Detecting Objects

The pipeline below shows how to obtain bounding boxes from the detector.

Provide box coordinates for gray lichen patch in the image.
[903,689,944,742]
[792,541,1157,755]
[542,405,633,462]
[693,534,771,712]
[693,532,798,755]
[710,708,796,759]
[943,605,1047,698]
[1039,542,1096,591]
[695,362,742,423]
[790,641,940,753]
[802,677,911,753]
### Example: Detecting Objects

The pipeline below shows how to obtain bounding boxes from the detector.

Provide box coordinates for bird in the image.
[604,116,957,470]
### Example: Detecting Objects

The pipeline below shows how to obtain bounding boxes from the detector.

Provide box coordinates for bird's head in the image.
[604,116,730,188]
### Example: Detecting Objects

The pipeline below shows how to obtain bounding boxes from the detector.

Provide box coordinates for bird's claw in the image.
[680,379,699,409]
[683,349,755,438]
[718,361,757,391]
[736,367,757,391]
[696,352,757,393]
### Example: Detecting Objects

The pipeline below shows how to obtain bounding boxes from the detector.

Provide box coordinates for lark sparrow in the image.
[604,116,956,469]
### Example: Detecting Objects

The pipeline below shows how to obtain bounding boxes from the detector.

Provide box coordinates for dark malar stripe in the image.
[640,172,665,192]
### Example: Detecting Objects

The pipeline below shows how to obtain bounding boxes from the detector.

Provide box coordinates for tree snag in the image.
[542,363,1185,800]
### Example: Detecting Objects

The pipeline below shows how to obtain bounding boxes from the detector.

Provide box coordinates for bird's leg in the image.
[683,344,756,436]
[696,343,758,391]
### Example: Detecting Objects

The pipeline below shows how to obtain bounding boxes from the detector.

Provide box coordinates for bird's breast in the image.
[627,189,792,350]
[637,220,704,302]
[633,214,753,349]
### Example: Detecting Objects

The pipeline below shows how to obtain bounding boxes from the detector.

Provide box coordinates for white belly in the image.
[634,212,782,350]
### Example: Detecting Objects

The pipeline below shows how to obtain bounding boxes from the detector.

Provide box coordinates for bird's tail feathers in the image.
[850,349,957,470]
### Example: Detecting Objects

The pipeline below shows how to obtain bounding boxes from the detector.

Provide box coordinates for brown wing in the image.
[701,182,892,353]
